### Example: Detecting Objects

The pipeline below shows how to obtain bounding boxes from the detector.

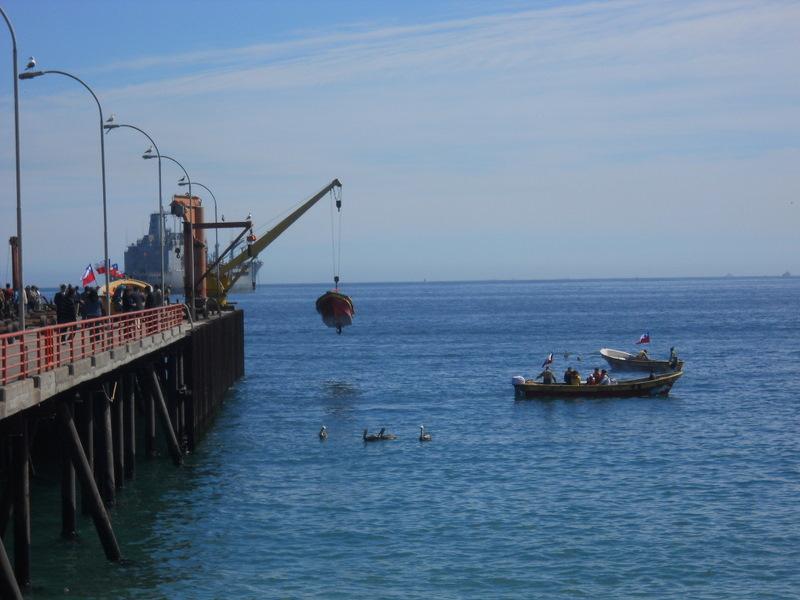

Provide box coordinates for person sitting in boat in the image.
[636,349,649,359]
[569,369,581,385]
[599,369,612,385]
[536,366,558,384]
[587,368,601,385]
[563,367,573,384]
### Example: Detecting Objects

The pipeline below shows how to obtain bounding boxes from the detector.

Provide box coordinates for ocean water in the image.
[25,278,800,599]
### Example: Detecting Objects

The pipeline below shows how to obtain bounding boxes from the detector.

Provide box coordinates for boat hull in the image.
[600,347,683,373]
[315,290,355,331]
[513,371,683,399]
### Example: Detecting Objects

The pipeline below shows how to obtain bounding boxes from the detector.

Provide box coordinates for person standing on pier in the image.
[153,285,164,307]
[133,287,146,311]
[80,289,103,318]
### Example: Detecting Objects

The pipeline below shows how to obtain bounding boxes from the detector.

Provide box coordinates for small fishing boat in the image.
[315,289,355,334]
[600,348,683,372]
[512,370,683,399]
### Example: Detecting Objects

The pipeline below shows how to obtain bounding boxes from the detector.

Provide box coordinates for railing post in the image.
[19,335,26,381]
[1,337,6,386]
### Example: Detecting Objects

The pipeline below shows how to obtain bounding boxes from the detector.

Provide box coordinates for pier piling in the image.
[123,372,136,479]
[0,307,243,589]
[143,375,157,459]
[12,416,30,587]
[113,377,124,488]
[60,398,77,539]
[57,401,121,562]
[99,387,116,506]
[77,390,94,515]
[145,366,183,466]
[0,539,22,600]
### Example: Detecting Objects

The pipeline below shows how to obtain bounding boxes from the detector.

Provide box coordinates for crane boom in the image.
[209,178,342,302]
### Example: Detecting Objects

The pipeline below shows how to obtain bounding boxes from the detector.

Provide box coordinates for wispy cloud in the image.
[5,0,800,283]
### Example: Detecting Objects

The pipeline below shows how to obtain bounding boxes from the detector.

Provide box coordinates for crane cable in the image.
[329,186,343,289]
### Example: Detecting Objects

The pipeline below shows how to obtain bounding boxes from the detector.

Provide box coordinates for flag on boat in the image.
[94,261,107,275]
[541,352,554,367]
[110,263,125,279]
[81,264,96,286]
[636,332,650,345]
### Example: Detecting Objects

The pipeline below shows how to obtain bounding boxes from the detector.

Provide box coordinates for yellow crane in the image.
[202,179,342,306]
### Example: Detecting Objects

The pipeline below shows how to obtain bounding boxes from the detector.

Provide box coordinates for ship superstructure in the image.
[124,213,184,291]
[125,213,261,294]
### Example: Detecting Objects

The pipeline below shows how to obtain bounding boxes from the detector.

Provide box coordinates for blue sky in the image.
[1,0,798,285]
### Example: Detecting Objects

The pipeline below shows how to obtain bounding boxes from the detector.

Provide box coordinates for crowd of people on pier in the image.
[1,282,48,319]
[1,282,171,326]
[535,365,613,385]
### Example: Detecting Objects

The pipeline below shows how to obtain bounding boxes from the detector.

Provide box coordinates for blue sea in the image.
[27,278,800,598]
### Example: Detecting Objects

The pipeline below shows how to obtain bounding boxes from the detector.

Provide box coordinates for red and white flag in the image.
[81,264,96,286]
[635,332,650,345]
[110,263,125,279]
[541,352,554,367]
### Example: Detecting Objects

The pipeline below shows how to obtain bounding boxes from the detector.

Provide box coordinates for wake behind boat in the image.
[512,370,683,399]
[600,347,683,372]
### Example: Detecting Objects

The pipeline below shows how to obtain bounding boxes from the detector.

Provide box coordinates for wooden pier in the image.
[0,305,244,596]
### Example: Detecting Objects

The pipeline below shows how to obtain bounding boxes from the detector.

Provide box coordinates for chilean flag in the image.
[541,352,554,367]
[81,264,96,286]
[636,332,651,345]
[110,263,125,279]
[94,261,107,275]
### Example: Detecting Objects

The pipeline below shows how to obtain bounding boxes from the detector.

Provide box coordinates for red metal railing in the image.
[0,305,185,386]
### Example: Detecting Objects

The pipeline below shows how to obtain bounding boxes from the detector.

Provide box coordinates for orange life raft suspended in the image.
[315,289,355,334]
[316,185,354,334]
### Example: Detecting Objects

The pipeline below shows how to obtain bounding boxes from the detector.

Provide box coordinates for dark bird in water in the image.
[378,428,397,440]
[419,425,432,442]
[319,425,328,440]
[363,429,381,442]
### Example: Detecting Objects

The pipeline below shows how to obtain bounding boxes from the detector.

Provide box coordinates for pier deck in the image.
[0,305,244,596]
[0,305,189,418]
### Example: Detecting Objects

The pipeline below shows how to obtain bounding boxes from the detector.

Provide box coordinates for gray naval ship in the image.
[124,213,261,292]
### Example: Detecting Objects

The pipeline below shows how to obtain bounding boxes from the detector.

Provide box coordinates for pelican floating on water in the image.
[419,425,432,442]
[363,429,381,442]
[378,428,397,440]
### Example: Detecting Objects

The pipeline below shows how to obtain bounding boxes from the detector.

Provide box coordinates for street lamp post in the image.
[20,65,111,315]
[179,180,219,292]
[103,120,165,293]
[145,154,194,316]
[1,8,25,332]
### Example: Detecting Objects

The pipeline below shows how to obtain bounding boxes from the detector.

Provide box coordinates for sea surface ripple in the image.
[27,278,800,599]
